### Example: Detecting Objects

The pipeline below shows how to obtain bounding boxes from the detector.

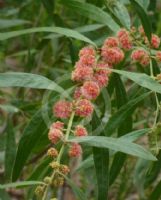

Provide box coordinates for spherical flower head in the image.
[93,73,109,89]
[95,62,111,76]
[81,81,100,100]
[51,121,64,130]
[79,55,96,67]
[75,99,94,117]
[53,177,64,187]
[53,100,72,119]
[79,46,96,57]
[156,51,161,62]
[60,165,70,175]
[47,147,58,157]
[69,143,82,157]
[50,161,60,169]
[101,47,124,64]
[104,37,119,47]
[35,186,44,197]
[48,128,63,144]
[73,87,82,99]
[117,28,132,50]
[151,34,160,49]
[71,66,93,82]
[74,125,88,136]
[131,49,150,66]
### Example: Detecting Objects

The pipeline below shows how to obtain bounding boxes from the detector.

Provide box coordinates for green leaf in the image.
[69,136,157,161]
[113,1,131,29]
[93,148,109,200]
[145,150,161,187]
[133,159,149,198]
[76,156,93,172]
[5,118,16,180]
[27,157,51,180]
[109,74,132,185]
[0,181,45,189]
[75,24,105,33]
[149,180,161,200]
[92,113,109,200]
[0,105,19,113]
[135,0,150,10]
[104,92,150,136]
[0,27,96,46]
[59,0,120,33]
[129,0,152,41]
[121,128,150,142]
[113,69,161,94]
[0,19,29,29]
[0,72,65,94]
[12,108,50,181]
[61,174,87,200]
[42,0,55,15]
[0,189,11,200]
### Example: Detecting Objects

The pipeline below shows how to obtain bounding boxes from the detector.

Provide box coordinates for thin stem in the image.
[42,112,75,200]
[149,57,160,154]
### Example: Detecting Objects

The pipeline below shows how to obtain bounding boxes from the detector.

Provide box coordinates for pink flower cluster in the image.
[48,121,87,157]
[131,49,150,66]
[48,27,161,163]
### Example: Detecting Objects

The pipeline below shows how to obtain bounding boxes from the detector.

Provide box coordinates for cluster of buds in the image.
[131,26,161,66]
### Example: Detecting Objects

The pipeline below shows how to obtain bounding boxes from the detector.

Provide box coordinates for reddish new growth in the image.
[117,28,133,50]
[74,125,88,137]
[82,81,100,100]
[156,51,161,62]
[101,47,124,64]
[151,34,160,49]
[51,121,64,130]
[73,87,82,99]
[79,46,96,57]
[131,49,150,66]
[48,128,63,144]
[104,37,119,48]
[75,99,94,117]
[69,143,82,157]
[53,100,72,119]
[71,66,93,82]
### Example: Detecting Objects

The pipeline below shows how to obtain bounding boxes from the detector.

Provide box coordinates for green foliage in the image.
[0,0,161,199]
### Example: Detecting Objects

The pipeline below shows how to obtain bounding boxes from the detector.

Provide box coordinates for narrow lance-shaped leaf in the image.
[59,0,120,33]
[61,174,88,200]
[0,27,96,46]
[75,129,151,172]
[12,108,51,181]
[92,113,109,200]
[5,118,16,181]
[120,128,151,142]
[113,69,161,94]
[145,150,161,187]
[149,180,161,200]
[0,181,45,189]
[105,92,150,136]
[112,1,131,29]
[0,72,67,96]
[68,136,157,161]
[129,0,152,41]
[0,19,29,29]
[109,74,132,185]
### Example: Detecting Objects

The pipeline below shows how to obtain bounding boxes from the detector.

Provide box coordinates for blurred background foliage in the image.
[1,0,161,199]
